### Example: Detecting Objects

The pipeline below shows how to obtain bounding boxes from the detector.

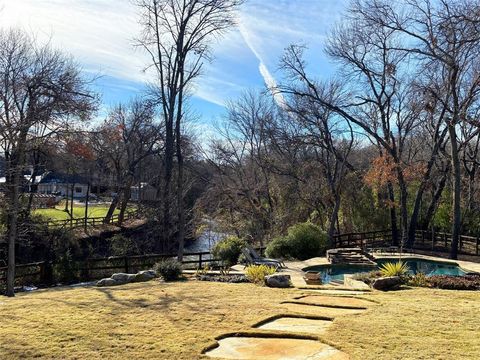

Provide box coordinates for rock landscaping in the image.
[96,270,156,287]
[264,274,292,288]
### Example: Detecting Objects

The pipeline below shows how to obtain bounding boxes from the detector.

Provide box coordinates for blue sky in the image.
[0,0,347,137]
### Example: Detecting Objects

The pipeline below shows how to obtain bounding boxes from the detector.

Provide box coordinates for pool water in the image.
[303,258,466,284]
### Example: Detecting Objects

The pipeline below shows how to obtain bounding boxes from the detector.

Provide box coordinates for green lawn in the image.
[34,205,121,221]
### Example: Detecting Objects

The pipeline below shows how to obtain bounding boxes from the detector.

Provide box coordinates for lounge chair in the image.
[242,246,286,269]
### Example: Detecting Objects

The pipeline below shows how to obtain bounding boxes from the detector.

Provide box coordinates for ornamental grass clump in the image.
[245,264,276,285]
[379,261,409,277]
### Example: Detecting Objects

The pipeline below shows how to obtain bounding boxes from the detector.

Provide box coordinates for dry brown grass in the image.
[323,288,480,360]
[0,280,479,359]
[0,280,292,360]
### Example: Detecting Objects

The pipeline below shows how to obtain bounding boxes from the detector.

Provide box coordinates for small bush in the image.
[245,264,276,284]
[154,259,182,281]
[212,236,246,266]
[265,237,292,260]
[379,261,409,277]
[266,222,327,260]
[428,274,480,290]
[407,272,429,287]
[53,249,79,284]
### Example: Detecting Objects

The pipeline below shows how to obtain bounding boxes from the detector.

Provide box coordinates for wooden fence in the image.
[43,209,140,228]
[0,250,224,289]
[332,229,480,256]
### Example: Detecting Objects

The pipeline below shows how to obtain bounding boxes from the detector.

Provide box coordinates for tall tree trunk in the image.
[84,182,90,231]
[104,195,119,224]
[421,166,449,229]
[176,70,186,262]
[118,176,133,226]
[327,194,341,248]
[387,182,399,246]
[161,120,174,251]
[449,123,461,259]
[70,183,74,228]
[6,132,27,297]
[396,168,409,249]
[6,162,21,297]
[26,165,41,214]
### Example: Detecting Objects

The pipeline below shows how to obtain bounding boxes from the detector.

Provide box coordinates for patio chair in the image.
[242,246,286,269]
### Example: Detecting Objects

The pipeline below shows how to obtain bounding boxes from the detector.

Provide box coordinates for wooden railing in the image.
[332,229,392,249]
[43,209,140,228]
[0,251,223,289]
[332,229,480,257]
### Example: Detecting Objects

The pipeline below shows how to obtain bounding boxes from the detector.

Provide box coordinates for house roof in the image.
[38,172,88,185]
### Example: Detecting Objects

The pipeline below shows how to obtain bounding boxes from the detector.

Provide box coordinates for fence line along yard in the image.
[41,209,140,228]
[3,228,480,290]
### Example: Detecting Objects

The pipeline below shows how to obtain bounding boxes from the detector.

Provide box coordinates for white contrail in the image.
[238,21,287,108]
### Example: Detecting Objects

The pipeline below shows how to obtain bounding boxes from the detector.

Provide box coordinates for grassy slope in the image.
[34,205,122,221]
[0,282,478,359]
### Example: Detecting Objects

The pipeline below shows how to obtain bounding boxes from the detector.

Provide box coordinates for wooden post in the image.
[124,256,129,274]
[476,236,479,256]
[198,253,202,268]
[444,233,447,250]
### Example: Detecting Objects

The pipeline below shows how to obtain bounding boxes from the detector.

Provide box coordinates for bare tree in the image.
[350,0,480,258]
[93,99,162,226]
[135,0,243,260]
[0,29,96,296]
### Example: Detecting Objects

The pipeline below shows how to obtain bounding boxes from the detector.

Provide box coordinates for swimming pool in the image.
[303,257,467,284]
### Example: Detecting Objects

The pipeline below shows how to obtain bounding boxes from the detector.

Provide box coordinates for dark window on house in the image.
[75,187,83,193]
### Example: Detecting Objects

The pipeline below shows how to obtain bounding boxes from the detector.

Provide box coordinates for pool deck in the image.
[232,253,480,288]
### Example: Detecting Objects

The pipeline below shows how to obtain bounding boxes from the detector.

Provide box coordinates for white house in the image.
[37,172,89,198]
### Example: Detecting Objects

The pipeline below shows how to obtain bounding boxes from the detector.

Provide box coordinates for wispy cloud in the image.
[0,0,347,115]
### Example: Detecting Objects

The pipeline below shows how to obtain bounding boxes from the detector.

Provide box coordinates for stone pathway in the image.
[204,288,375,359]
[256,316,333,335]
[206,336,349,360]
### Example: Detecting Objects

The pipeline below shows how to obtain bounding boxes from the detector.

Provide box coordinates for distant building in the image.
[37,172,89,198]
[130,183,158,201]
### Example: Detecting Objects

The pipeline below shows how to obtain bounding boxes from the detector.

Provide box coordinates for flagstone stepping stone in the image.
[255,316,333,335]
[294,295,374,308]
[281,302,366,317]
[302,289,371,296]
[205,336,348,359]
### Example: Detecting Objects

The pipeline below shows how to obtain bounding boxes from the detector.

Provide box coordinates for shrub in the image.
[266,222,327,260]
[245,264,276,284]
[379,261,409,277]
[212,236,246,266]
[154,259,182,281]
[265,237,292,260]
[407,272,429,287]
[428,274,480,290]
[53,249,79,284]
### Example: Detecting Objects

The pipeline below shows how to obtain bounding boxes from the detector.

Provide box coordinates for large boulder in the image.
[96,270,157,287]
[134,270,156,282]
[111,273,137,284]
[371,276,402,290]
[96,278,119,287]
[264,274,292,288]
